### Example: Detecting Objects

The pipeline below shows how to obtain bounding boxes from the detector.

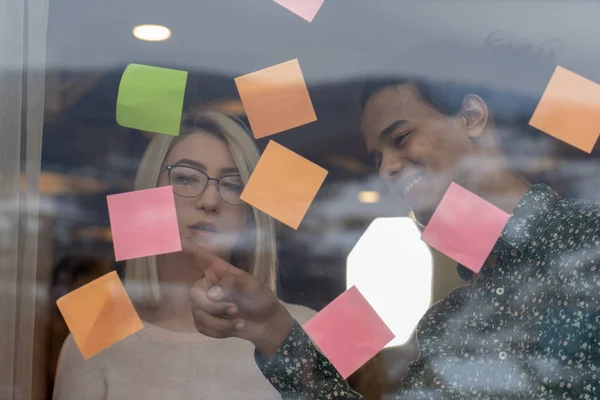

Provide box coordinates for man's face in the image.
[361,83,485,224]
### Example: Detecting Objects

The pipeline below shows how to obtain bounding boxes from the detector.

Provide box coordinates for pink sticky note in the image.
[107,186,182,261]
[272,0,325,23]
[421,182,511,273]
[303,286,395,379]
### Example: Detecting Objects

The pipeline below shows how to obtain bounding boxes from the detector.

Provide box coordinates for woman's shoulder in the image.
[280,301,317,325]
[57,330,144,370]
[58,334,87,364]
[54,334,107,390]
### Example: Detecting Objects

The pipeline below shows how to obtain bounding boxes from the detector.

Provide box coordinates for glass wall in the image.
[2,0,600,399]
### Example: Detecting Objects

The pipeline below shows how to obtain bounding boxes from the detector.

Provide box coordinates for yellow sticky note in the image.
[235,59,317,139]
[530,66,600,153]
[240,141,327,229]
[56,271,143,359]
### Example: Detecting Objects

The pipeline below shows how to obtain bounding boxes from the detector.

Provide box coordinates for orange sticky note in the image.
[530,66,600,153]
[56,271,143,359]
[240,141,327,229]
[303,286,395,379]
[235,59,317,139]
[273,0,325,22]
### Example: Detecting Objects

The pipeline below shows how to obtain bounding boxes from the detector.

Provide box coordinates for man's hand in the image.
[187,243,294,356]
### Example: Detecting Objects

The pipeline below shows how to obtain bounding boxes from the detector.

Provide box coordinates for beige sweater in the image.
[53,302,315,400]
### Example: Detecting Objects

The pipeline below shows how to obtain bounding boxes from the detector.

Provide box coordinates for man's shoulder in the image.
[542,195,600,269]
[553,195,600,232]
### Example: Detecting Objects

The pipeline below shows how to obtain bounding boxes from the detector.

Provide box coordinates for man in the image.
[188,40,600,399]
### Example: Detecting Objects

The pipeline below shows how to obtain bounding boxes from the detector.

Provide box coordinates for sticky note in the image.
[272,0,325,22]
[530,66,600,153]
[235,59,317,139]
[240,141,327,229]
[116,64,188,136]
[57,271,143,359]
[421,182,510,273]
[107,186,182,261]
[303,286,395,379]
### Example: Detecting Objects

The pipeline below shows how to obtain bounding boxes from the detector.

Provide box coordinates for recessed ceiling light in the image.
[358,191,380,204]
[132,24,171,42]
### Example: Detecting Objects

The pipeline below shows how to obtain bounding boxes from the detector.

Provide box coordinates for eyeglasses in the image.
[164,165,245,206]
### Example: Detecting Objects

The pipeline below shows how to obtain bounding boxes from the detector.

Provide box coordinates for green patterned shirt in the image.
[256,184,600,399]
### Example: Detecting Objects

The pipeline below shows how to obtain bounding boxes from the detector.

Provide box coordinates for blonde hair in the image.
[125,109,278,307]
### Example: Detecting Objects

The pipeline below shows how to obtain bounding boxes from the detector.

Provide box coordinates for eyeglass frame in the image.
[163,164,246,206]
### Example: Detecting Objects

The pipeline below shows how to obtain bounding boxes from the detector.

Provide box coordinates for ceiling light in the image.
[358,191,380,203]
[132,24,171,42]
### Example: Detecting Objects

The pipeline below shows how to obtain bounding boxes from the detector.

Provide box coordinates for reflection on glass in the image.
[357,191,380,204]
[347,217,432,347]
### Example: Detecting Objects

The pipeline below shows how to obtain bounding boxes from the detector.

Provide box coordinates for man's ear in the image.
[460,94,489,139]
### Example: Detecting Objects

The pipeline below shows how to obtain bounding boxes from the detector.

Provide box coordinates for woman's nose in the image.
[195,180,221,211]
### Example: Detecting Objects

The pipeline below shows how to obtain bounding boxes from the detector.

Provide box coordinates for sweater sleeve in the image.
[52,335,107,400]
[255,321,364,399]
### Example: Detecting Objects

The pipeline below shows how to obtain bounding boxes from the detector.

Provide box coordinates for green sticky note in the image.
[116,64,188,136]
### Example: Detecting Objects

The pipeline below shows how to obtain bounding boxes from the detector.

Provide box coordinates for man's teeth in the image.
[403,176,422,197]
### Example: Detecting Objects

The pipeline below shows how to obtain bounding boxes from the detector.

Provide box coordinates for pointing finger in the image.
[207,274,237,302]
[184,238,235,280]
[190,280,237,317]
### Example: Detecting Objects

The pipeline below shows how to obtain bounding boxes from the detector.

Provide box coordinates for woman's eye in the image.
[222,181,243,191]
[221,178,244,192]
[173,174,198,184]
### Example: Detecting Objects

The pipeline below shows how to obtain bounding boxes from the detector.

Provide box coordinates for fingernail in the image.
[227,306,238,316]
[234,321,245,331]
[208,286,222,300]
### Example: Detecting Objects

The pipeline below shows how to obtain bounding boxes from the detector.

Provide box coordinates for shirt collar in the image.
[457,183,561,283]
[493,183,561,256]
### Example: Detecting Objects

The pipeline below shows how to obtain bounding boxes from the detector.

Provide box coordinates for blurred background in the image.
[4,0,600,399]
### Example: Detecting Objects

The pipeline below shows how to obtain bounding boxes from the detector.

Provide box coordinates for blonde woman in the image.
[53,109,316,400]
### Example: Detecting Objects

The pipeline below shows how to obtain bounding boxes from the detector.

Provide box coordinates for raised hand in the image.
[187,242,294,356]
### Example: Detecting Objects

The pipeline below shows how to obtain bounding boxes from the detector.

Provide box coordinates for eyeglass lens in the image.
[169,166,244,205]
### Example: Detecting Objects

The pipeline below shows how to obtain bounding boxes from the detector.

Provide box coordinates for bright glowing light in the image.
[132,24,171,42]
[347,217,432,347]
[358,191,380,203]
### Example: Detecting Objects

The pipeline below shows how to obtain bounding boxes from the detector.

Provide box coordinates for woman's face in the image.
[157,132,249,261]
